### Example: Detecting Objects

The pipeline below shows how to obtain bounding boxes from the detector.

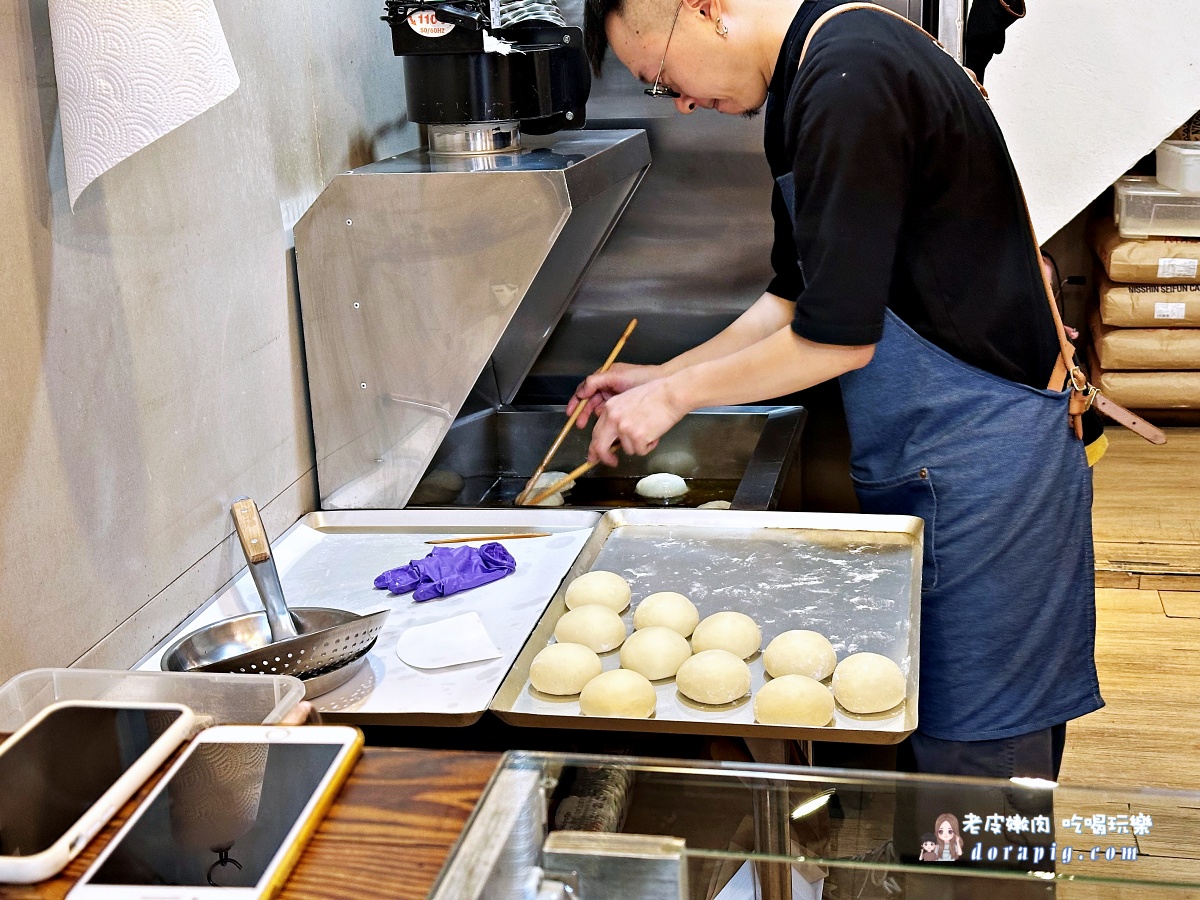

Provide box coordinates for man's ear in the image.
[683,0,724,21]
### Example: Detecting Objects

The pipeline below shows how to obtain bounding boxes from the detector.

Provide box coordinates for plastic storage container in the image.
[1156,141,1200,196]
[1115,175,1200,239]
[0,669,305,733]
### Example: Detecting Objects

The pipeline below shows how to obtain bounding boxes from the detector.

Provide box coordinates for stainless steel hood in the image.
[294,129,651,509]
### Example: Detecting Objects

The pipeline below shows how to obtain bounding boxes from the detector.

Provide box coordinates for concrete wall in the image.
[0,0,415,681]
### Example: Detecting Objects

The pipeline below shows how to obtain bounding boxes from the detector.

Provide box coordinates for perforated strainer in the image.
[160,498,389,698]
[160,606,387,694]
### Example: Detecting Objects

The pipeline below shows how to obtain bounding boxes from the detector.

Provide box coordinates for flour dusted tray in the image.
[491,509,923,743]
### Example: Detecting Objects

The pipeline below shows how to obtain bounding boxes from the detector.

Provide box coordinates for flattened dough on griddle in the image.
[636,472,688,499]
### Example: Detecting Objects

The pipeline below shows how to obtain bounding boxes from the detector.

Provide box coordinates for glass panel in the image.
[432,751,1200,899]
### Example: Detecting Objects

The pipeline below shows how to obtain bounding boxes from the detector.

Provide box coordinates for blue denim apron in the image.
[779,172,1103,742]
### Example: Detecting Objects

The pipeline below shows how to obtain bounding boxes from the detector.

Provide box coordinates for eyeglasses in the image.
[644,0,684,99]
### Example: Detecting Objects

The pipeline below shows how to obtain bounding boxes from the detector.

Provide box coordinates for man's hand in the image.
[568,362,664,428]
[587,377,689,467]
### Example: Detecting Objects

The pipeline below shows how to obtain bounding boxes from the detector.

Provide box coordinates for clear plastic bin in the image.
[1157,140,1200,196]
[0,669,305,733]
[1116,175,1200,239]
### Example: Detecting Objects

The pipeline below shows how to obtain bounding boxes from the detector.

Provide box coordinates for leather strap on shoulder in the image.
[795,3,1166,446]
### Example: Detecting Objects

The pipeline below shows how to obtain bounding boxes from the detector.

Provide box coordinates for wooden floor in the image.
[1055,428,1200,896]
[1066,427,1200,791]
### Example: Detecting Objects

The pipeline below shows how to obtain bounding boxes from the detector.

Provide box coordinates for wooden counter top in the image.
[6,748,500,900]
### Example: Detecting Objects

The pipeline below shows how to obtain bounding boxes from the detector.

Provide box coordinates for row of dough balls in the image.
[541,570,907,721]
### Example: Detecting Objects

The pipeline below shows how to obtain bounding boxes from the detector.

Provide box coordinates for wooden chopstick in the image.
[425,532,552,545]
[524,441,619,507]
[525,459,601,507]
[515,318,638,505]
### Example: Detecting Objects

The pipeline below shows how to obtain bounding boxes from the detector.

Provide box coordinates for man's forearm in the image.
[657,292,796,377]
[666,326,875,411]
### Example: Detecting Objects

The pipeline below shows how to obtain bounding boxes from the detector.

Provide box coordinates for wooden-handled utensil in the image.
[524,443,619,507]
[230,496,298,642]
[515,318,638,505]
[426,532,552,545]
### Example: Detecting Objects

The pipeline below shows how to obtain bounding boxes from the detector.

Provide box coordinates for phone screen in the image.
[0,706,184,858]
[88,741,341,888]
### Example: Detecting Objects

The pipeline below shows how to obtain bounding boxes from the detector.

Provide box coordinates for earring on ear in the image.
[715,17,728,35]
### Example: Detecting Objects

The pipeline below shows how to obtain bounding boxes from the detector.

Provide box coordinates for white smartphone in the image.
[69,724,363,900]
[0,700,197,884]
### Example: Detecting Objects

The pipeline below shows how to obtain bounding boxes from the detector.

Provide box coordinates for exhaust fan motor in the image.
[384,0,590,135]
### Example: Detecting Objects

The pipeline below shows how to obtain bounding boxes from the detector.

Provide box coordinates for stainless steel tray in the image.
[490,509,922,744]
[138,510,600,726]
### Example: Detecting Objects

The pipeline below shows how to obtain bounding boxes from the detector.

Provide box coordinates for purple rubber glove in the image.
[374,542,516,601]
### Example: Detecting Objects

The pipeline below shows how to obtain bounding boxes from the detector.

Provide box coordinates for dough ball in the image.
[676,650,752,705]
[579,669,657,718]
[754,675,835,726]
[633,592,700,637]
[565,570,631,612]
[534,491,564,507]
[832,652,906,714]
[648,449,698,477]
[410,468,464,505]
[529,643,602,696]
[763,630,837,681]
[620,627,692,680]
[534,471,574,492]
[636,473,688,499]
[691,611,761,659]
[697,500,732,510]
[554,604,627,653]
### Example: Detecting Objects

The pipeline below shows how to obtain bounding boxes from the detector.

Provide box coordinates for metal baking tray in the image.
[138,510,599,726]
[491,509,922,743]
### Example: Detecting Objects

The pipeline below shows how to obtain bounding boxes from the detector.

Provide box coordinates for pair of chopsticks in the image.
[523,449,616,507]
[515,318,638,507]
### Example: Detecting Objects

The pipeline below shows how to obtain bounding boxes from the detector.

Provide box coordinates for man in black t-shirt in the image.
[572,0,1104,783]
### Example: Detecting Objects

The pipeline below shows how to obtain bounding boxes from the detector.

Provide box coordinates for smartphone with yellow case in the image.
[69,724,363,900]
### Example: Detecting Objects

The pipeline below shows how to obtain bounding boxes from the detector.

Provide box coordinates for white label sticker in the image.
[408,10,455,37]
[1158,257,1199,279]
[1155,302,1187,320]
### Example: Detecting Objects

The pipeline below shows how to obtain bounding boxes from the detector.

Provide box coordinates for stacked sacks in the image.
[1089,218,1200,410]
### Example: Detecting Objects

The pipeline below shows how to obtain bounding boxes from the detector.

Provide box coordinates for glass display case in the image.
[431,751,1200,899]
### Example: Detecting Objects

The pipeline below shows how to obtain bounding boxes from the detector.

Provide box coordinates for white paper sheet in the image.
[395,612,503,669]
[48,0,240,207]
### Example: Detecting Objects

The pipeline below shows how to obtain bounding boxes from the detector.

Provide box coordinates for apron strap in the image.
[794,4,1167,445]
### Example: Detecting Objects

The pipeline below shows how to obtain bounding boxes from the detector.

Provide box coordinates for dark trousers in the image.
[889,725,1067,898]
[898,723,1068,780]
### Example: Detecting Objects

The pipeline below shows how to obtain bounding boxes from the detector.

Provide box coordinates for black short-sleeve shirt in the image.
[764,1,1060,388]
